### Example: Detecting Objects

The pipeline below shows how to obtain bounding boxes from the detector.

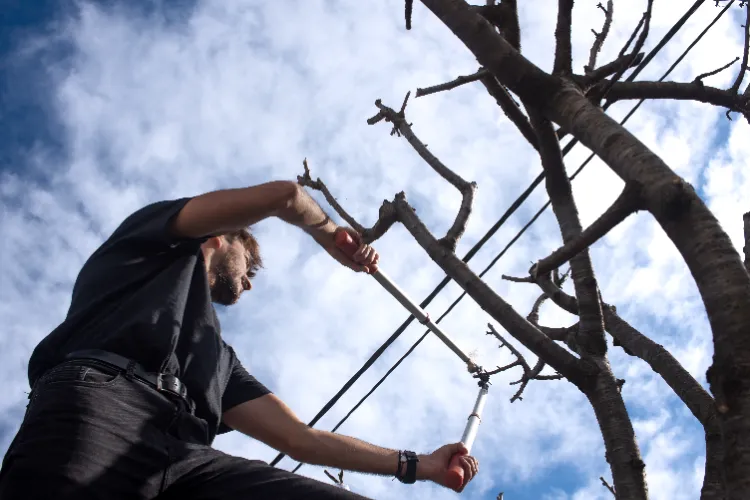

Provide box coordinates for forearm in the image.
[277,184,338,242]
[292,429,415,478]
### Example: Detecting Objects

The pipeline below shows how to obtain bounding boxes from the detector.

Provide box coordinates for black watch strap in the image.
[397,450,419,484]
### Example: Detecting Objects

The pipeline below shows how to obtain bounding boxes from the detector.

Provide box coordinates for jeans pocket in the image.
[41,362,122,388]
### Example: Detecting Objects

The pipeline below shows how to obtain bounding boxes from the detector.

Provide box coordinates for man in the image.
[0,180,478,499]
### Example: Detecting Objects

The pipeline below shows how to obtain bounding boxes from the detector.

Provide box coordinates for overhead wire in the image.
[273,0,728,471]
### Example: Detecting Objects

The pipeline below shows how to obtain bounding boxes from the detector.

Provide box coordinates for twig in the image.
[600,476,616,496]
[577,52,645,89]
[693,57,739,85]
[730,2,750,94]
[479,74,539,149]
[486,323,562,402]
[502,274,535,283]
[297,159,397,244]
[530,181,645,278]
[527,292,549,325]
[744,211,750,273]
[585,1,614,74]
[596,0,654,102]
[405,0,413,30]
[573,52,643,91]
[324,470,341,485]
[618,12,645,57]
[368,94,477,251]
[553,0,575,75]
[416,68,489,97]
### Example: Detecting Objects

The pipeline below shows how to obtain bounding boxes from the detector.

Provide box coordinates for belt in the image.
[64,349,194,412]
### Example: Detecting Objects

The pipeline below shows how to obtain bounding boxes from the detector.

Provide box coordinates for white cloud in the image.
[1,1,748,499]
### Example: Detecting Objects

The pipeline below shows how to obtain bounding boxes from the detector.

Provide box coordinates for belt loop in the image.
[125,360,136,381]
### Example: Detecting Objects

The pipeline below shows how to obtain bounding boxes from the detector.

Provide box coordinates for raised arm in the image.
[170,181,329,239]
[169,180,378,272]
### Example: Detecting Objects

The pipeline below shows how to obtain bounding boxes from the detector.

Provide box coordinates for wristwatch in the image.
[396,450,419,484]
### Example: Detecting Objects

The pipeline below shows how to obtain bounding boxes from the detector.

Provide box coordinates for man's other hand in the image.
[325,227,379,274]
[417,442,479,493]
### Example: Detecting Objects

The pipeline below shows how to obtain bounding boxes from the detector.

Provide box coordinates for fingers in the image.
[352,243,379,273]
[456,455,478,492]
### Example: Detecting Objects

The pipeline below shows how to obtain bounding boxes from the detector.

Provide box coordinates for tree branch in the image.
[527,107,607,357]
[585,1,614,75]
[389,192,594,384]
[605,80,750,115]
[744,211,750,273]
[416,68,489,97]
[297,159,397,244]
[576,52,645,89]
[479,73,539,149]
[368,93,477,251]
[486,323,562,402]
[730,2,750,94]
[530,181,645,278]
[553,0,574,75]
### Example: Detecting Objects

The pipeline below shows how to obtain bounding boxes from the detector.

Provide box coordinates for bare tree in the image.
[300,1,750,498]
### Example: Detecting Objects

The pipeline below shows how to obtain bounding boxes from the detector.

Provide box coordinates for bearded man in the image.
[0,181,478,499]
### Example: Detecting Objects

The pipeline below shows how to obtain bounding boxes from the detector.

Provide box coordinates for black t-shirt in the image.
[27,198,271,443]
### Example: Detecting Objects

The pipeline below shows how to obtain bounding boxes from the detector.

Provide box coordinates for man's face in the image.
[208,239,252,306]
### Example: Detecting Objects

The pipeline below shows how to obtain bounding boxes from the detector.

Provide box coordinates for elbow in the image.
[275,181,302,217]
[285,427,321,464]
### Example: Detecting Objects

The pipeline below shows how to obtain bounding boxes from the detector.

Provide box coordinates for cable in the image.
[273,0,723,471]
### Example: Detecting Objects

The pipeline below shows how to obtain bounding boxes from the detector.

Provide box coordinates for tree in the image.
[298,1,750,498]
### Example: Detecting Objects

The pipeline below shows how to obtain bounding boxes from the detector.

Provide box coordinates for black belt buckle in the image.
[156,373,186,399]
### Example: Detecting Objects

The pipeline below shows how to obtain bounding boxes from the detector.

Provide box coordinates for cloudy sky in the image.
[1,0,748,498]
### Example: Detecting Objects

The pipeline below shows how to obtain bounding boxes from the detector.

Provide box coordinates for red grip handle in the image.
[335,230,359,257]
[445,453,465,491]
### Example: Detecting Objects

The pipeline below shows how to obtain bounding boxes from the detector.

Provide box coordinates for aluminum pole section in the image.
[372,268,477,371]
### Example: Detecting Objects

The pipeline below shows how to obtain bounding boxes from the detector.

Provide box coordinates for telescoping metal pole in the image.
[335,231,479,374]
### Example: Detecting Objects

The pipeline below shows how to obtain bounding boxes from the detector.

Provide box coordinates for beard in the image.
[209,257,242,306]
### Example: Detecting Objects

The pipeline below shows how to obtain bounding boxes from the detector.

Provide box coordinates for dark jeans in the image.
[0,360,371,499]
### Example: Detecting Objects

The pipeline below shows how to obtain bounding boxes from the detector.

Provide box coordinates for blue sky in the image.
[1,1,749,499]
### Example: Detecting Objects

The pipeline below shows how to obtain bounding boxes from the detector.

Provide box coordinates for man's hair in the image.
[224,229,263,279]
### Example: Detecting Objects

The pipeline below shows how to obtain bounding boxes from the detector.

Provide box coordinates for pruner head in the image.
[467,360,481,374]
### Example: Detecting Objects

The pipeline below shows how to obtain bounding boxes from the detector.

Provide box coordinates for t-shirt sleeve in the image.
[217,347,273,435]
[101,197,206,251]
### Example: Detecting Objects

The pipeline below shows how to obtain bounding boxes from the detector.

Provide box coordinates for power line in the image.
[273,0,722,471]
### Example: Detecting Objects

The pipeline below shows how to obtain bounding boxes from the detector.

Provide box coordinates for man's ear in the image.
[202,235,224,251]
